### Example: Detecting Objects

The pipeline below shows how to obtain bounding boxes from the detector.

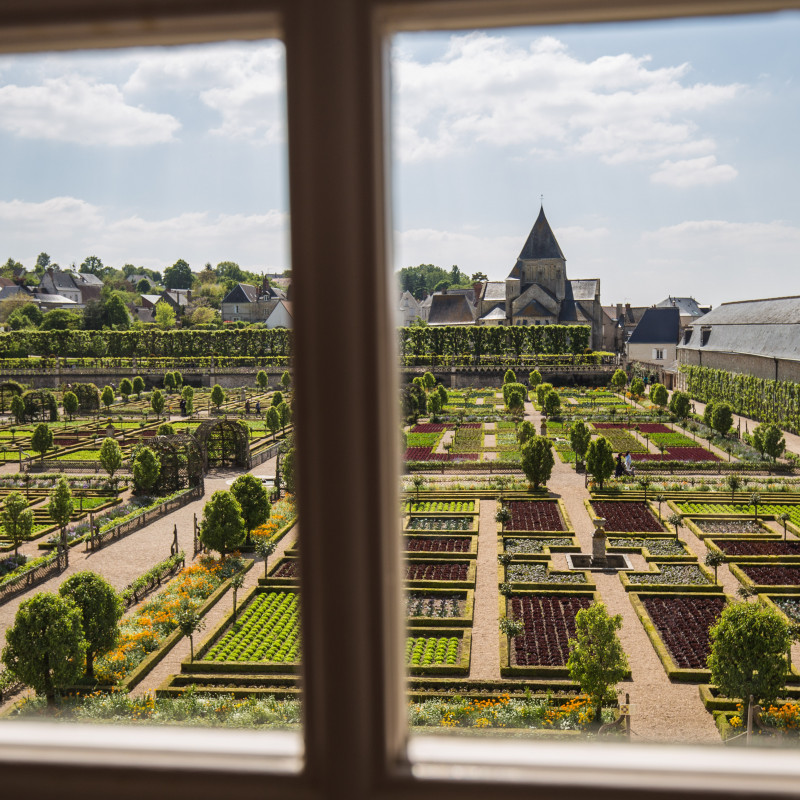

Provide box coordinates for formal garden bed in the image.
[630,592,728,681]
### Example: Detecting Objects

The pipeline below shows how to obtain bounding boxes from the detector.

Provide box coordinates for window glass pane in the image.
[0,40,302,737]
[395,13,800,746]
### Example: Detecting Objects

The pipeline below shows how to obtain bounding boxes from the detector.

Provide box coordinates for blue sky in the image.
[0,12,798,307]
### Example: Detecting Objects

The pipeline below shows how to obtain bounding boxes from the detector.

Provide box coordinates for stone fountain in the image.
[566,518,633,572]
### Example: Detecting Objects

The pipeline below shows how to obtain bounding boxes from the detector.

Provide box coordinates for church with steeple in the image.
[474,205,604,349]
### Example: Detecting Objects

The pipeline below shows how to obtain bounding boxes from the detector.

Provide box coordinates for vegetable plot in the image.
[506,501,565,532]
[641,595,725,670]
[205,591,300,663]
[591,501,664,533]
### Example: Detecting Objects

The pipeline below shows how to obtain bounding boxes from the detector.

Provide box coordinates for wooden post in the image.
[746,694,754,745]
[625,692,631,740]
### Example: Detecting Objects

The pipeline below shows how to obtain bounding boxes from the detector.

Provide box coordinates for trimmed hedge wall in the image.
[682,364,800,434]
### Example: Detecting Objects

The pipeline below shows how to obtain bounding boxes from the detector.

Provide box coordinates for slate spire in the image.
[518,205,565,261]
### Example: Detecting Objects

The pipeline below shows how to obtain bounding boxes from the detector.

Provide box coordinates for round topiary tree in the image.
[132,446,161,495]
[712,402,734,438]
[199,490,246,557]
[567,602,629,724]
[59,571,123,681]
[231,474,271,542]
[708,601,790,722]
[1,491,33,558]
[2,592,87,707]
[62,391,79,420]
[520,435,554,491]
[611,369,627,392]
[528,370,542,389]
[569,420,592,467]
[211,384,226,410]
[31,422,54,462]
[101,385,115,410]
[99,437,124,485]
[649,383,668,411]
[150,389,165,418]
[256,370,268,390]
[586,436,615,489]
[132,375,145,398]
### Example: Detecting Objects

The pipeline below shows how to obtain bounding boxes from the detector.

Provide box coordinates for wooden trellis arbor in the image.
[148,434,205,495]
[194,419,251,470]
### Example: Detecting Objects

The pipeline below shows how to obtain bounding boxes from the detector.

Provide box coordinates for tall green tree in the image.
[712,402,734,438]
[630,377,645,398]
[528,370,542,388]
[163,372,176,393]
[150,389,165,418]
[611,369,627,392]
[271,390,284,408]
[101,385,115,410]
[256,370,268,390]
[132,447,161,494]
[649,383,668,410]
[119,378,132,403]
[181,384,194,414]
[211,384,226,409]
[59,572,123,681]
[2,592,86,707]
[11,394,25,423]
[1,491,33,558]
[280,371,291,392]
[132,375,145,398]
[503,369,517,385]
[154,301,177,330]
[569,421,592,466]
[31,422,53,462]
[199,490,246,557]
[48,476,74,554]
[520,435,554,490]
[753,423,785,462]
[163,258,193,290]
[278,400,291,431]
[266,407,281,438]
[708,601,790,720]
[63,391,79,420]
[586,436,615,489]
[231,474,271,540]
[99,437,124,483]
[567,602,629,724]
[543,389,561,418]
[669,390,691,421]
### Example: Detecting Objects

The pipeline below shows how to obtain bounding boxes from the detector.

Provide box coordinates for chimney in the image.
[616,303,622,318]
[625,303,631,318]
[472,282,483,305]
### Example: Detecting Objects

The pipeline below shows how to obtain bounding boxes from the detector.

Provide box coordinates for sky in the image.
[0,12,799,307]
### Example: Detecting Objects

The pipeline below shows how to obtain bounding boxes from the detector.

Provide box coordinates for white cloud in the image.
[0,75,179,146]
[394,32,741,182]
[0,196,288,271]
[650,155,738,187]
[124,43,285,144]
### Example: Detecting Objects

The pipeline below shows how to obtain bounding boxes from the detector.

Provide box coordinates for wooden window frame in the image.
[1,1,800,799]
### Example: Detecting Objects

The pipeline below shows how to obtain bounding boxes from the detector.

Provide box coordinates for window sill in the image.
[0,720,303,775]
[408,735,800,796]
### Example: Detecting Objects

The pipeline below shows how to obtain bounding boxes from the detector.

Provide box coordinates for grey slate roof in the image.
[222,283,259,304]
[479,304,507,321]
[678,296,800,362]
[482,281,506,302]
[36,293,78,305]
[76,272,104,286]
[517,206,565,261]
[427,293,477,325]
[517,299,553,318]
[0,286,30,300]
[558,281,594,325]
[656,296,706,317]
[627,307,680,345]
[569,279,599,301]
[50,270,77,291]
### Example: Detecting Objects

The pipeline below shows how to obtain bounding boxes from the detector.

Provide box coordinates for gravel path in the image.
[468,500,500,679]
